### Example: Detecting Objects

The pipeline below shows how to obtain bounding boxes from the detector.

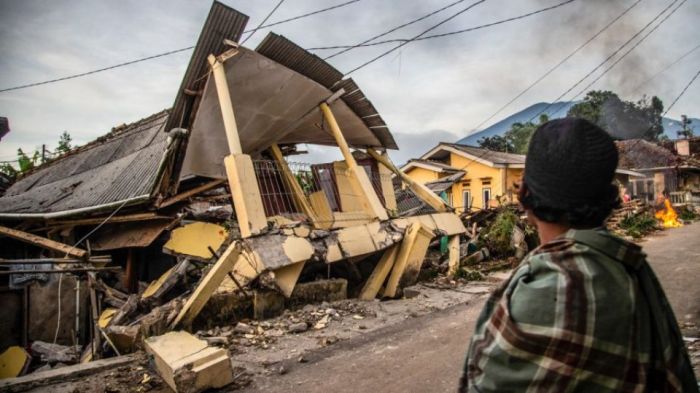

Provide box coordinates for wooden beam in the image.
[0,257,110,264]
[309,191,333,229]
[0,267,120,275]
[224,154,267,238]
[359,245,399,300]
[158,179,225,209]
[383,223,433,298]
[447,235,460,277]
[272,261,305,298]
[208,54,242,155]
[269,144,319,224]
[171,241,242,329]
[366,148,450,213]
[48,213,165,227]
[320,103,388,221]
[0,225,86,258]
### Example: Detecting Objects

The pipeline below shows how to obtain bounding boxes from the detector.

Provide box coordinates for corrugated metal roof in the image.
[166,1,249,132]
[256,34,397,150]
[446,143,526,165]
[0,111,172,216]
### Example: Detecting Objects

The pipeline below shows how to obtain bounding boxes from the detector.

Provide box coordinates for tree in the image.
[17,148,40,172]
[477,134,513,152]
[56,131,72,154]
[477,114,548,154]
[678,115,694,139]
[567,90,665,140]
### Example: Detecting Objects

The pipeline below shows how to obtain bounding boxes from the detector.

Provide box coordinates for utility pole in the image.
[41,144,46,163]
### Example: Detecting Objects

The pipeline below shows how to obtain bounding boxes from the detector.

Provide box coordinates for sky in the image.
[0,0,698,166]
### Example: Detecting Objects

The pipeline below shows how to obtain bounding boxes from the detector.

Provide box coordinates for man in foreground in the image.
[460,118,697,392]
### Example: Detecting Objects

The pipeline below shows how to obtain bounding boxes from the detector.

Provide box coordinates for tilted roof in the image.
[0,111,173,217]
[615,139,679,170]
[420,142,525,167]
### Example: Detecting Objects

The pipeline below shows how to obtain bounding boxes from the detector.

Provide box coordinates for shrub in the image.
[619,213,657,238]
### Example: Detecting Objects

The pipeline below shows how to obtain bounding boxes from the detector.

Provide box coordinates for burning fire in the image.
[655,198,683,228]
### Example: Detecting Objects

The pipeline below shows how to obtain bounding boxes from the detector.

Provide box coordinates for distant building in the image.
[615,139,700,204]
[402,143,525,212]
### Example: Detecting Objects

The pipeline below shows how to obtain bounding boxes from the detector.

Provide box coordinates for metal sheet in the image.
[0,112,171,215]
[181,47,388,179]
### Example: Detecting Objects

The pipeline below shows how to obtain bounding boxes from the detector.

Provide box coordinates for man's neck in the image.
[536,221,571,245]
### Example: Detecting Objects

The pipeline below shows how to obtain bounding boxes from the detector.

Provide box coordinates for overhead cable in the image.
[344,0,488,76]
[527,0,681,122]
[323,0,468,60]
[465,0,640,135]
[0,0,362,93]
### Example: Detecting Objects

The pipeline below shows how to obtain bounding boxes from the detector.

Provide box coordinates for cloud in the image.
[0,0,698,165]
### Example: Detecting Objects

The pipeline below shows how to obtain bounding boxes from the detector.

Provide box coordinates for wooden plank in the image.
[158,179,225,208]
[377,155,398,211]
[447,235,460,277]
[309,191,333,229]
[224,154,267,238]
[366,148,450,213]
[272,261,306,298]
[0,225,86,258]
[320,103,388,221]
[171,242,242,329]
[333,161,365,213]
[0,354,138,393]
[382,223,420,298]
[216,250,260,293]
[48,213,166,227]
[383,223,433,298]
[270,144,318,224]
[359,245,399,300]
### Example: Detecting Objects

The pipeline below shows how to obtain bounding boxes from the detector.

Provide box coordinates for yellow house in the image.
[401,143,525,212]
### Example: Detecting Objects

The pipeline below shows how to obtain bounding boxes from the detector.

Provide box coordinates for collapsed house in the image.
[0,2,466,381]
[616,139,700,205]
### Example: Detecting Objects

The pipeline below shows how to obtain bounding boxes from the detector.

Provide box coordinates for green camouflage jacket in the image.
[461,228,698,392]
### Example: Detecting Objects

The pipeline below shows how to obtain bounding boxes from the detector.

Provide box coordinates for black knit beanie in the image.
[523,118,618,210]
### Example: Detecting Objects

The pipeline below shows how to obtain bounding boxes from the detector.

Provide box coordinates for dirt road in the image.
[239,223,700,393]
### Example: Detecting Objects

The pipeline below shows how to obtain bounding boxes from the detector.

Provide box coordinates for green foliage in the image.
[17,148,40,172]
[0,163,17,178]
[56,131,72,154]
[678,206,697,221]
[481,209,518,257]
[618,213,657,238]
[678,115,694,139]
[477,115,548,154]
[454,267,483,281]
[567,90,664,141]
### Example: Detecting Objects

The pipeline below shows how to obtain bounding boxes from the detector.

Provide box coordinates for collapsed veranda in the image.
[0,1,467,377]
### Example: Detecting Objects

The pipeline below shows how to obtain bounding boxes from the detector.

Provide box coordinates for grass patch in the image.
[619,213,658,238]
[678,206,698,221]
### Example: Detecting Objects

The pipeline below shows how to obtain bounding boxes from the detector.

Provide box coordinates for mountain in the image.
[458,101,699,146]
[458,102,576,146]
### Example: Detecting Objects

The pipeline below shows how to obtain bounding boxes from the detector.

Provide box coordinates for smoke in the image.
[531,0,674,98]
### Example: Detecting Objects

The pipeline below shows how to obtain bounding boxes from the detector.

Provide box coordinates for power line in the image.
[0,47,195,93]
[555,0,687,116]
[527,0,681,123]
[465,0,639,135]
[344,0,488,76]
[312,0,576,52]
[323,0,468,60]
[240,0,286,45]
[627,41,700,95]
[663,67,700,117]
[0,0,362,94]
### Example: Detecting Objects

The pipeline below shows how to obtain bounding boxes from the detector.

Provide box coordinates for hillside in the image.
[458,101,699,145]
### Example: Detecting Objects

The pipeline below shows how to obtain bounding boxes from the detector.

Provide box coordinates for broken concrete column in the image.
[144,331,234,393]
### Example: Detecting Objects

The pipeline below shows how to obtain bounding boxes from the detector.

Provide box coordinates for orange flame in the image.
[655,198,683,228]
